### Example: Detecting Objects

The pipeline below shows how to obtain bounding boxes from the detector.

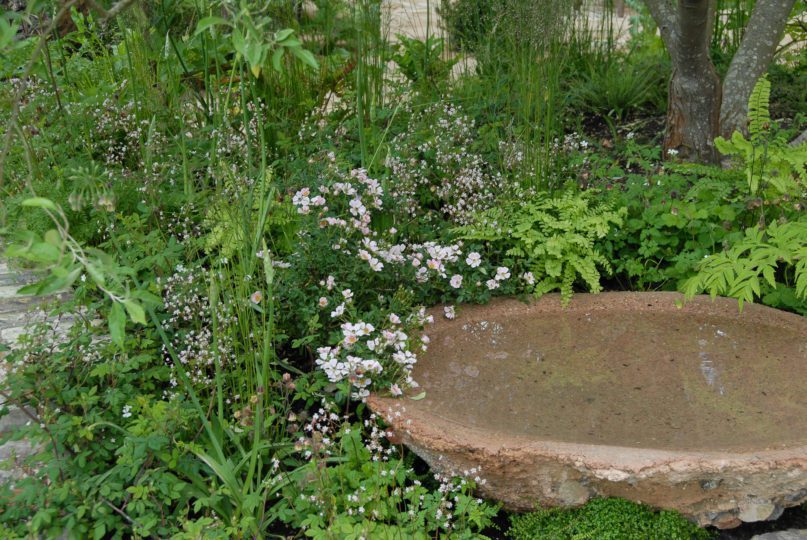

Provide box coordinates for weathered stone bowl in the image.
[368,292,807,529]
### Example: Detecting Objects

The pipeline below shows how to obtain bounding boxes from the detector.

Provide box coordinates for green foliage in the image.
[0,311,200,538]
[507,498,713,540]
[602,164,747,291]
[570,53,667,121]
[274,418,498,538]
[4,199,155,347]
[714,75,807,198]
[203,168,297,258]
[748,74,772,142]
[768,47,807,121]
[682,218,807,313]
[456,190,626,304]
[4,0,804,537]
[194,3,318,78]
[678,74,807,314]
[439,0,499,52]
[392,35,458,86]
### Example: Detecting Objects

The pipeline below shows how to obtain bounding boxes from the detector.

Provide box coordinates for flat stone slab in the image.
[369,292,807,528]
[0,256,45,478]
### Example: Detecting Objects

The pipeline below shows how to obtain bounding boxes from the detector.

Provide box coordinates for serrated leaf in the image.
[761,265,777,288]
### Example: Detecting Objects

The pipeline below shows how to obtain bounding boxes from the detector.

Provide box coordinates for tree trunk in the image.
[644,0,796,164]
[720,0,796,138]
[663,0,721,163]
[665,68,721,163]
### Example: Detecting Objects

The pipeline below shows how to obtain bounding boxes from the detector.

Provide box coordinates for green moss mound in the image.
[507,498,714,540]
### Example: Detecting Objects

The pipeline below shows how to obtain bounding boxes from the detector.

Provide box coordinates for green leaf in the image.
[21,197,58,211]
[109,303,126,348]
[262,239,274,286]
[16,280,47,295]
[271,47,284,73]
[194,16,230,35]
[27,242,61,263]
[44,229,62,247]
[761,265,777,288]
[274,28,294,42]
[289,46,319,70]
[244,41,265,77]
[123,299,147,325]
[231,27,246,56]
[130,289,162,306]
[409,391,426,401]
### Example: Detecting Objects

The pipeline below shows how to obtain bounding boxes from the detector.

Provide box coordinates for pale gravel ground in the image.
[381,0,634,79]
[383,0,442,42]
[0,259,35,482]
[383,0,634,43]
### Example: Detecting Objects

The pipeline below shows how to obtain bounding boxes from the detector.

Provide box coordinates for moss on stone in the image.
[507,498,714,540]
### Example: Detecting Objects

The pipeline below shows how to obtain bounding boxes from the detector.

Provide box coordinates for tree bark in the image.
[644,0,796,163]
[663,0,721,163]
[720,0,796,138]
[643,0,679,53]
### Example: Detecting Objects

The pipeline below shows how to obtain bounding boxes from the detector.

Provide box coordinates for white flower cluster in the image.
[158,265,235,389]
[316,346,384,399]
[386,102,517,225]
[295,401,346,460]
[426,465,488,530]
[292,168,382,237]
[292,167,521,397]
[314,314,423,399]
[486,266,512,290]
[295,169,492,293]
[312,303,432,399]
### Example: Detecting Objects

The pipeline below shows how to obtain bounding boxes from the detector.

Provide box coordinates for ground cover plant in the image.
[0,0,805,538]
[507,498,713,540]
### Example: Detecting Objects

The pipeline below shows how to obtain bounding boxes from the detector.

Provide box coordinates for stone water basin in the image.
[367,292,807,528]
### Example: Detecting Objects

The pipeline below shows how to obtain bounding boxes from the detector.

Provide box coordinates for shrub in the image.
[456,189,626,304]
[385,101,519,227]
[439,0,499,52]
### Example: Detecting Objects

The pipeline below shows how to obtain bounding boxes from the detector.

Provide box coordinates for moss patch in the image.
[507,498,714,540]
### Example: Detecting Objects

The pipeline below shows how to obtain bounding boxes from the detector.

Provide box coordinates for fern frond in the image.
[679,218,807,307]
[748,75,771,142]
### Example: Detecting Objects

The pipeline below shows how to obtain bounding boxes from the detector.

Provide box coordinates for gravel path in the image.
[0,259,37,482]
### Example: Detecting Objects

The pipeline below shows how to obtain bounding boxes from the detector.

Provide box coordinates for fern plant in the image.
[204,167,297,258]
[714,74,807,198]
[455,190,626,304]
[682,218,807,313]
